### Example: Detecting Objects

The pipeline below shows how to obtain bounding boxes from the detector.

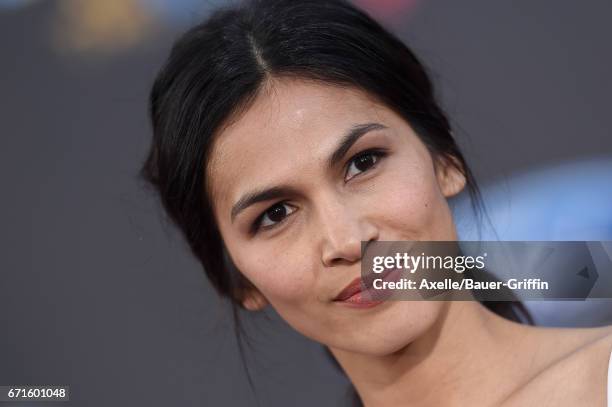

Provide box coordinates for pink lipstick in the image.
[333,268,401,308]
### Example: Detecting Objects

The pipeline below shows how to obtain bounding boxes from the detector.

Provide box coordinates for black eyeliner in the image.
[250,202,288,235]
[344,147,389,180]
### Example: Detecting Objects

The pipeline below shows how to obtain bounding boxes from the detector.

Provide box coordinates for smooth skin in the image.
[207,77,612,407]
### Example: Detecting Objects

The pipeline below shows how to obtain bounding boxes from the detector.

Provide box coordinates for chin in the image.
[326,301,445,356]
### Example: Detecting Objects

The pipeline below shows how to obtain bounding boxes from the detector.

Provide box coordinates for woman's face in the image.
[207,78,466,355]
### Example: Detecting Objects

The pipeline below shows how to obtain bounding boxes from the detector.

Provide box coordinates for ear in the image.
[241,287,269,311]
[434,155,467,198]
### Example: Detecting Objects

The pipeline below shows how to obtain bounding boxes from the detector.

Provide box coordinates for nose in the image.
[319,196,379,268]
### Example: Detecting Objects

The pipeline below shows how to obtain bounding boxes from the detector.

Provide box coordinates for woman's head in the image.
[142,0,484,355]
[208,77,468,354]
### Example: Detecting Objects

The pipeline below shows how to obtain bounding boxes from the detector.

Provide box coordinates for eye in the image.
[345,149,387,181]
[252,202,297,233]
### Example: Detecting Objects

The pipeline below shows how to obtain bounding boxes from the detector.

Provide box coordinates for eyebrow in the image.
[230,122,388,223]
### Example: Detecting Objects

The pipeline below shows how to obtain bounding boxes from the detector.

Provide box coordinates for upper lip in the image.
[333,268,395,301]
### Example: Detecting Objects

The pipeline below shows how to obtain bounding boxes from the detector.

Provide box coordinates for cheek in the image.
[372,158,450,237]
[232,246,313,302]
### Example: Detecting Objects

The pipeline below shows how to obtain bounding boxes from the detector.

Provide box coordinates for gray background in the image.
[1,0,611,406]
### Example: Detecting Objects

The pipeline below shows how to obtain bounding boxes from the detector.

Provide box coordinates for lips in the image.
[334,277,367,302]
[334,268,398,303]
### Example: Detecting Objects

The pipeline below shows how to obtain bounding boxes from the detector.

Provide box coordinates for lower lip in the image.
[335,291,385,309]
[334,268,403,309]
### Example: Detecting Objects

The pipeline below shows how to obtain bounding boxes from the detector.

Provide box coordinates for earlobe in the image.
[435,155,467,198]
[241,288,269,311]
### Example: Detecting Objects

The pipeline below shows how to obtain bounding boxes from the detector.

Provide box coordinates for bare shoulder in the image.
[501,324,612,407]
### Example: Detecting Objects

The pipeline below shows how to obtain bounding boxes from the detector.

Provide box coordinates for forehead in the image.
[207,78,394,219]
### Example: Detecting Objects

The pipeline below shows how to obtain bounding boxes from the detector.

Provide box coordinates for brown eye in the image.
[345,150,384,180]
[256,203,296,230]
[267,204,287,222]
[355,154,375,171]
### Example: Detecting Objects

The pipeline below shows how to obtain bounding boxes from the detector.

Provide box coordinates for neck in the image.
[328,301,539,407]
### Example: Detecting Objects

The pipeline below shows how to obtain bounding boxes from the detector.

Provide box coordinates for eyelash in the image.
[249,148,388,234]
